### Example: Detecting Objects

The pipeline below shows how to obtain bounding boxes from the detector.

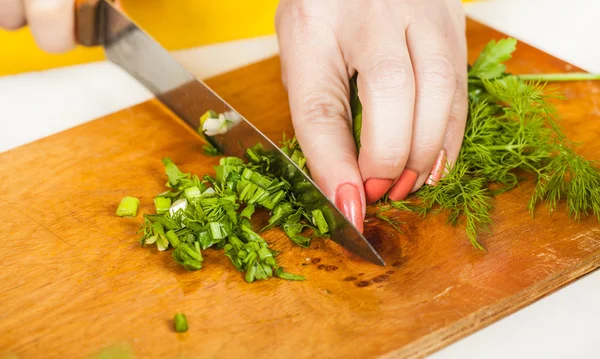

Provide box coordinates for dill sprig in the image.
[529,145,600,221]
[374,205,405,234]
[413,161,494,250]
[348,37,600,249]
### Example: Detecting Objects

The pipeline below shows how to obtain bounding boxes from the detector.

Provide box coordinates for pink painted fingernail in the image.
[388,170,419,201]
[364,178,393,204]
[426,149,448,186]
[335,183,363,233]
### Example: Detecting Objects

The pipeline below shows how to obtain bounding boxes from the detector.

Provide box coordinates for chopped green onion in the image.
[209,222,224,240]
[169,198,188,216]
[134,133,322,283]
[173,313,188,333]
[154,197,171,214]
[245,262,257,283]
[240,204,255,219]
[156,235,169,251]
[276,267,305,281]
[184,186,201,201]
[311,209,329,234]
[116,196,139,217]
[165,230,181,248]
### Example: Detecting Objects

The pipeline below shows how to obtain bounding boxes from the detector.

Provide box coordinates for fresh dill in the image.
[350,37,600,249]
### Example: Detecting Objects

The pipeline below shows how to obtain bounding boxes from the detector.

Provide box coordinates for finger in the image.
[276,6,366,232]
[349,23,416,204]
[0,0,26,30]
[434,42,468,183]
[388,20,456,200]
[24,0,75,53]
[426,13,469,186]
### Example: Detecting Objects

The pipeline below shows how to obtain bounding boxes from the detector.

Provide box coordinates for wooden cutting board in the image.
[1,19,599,359]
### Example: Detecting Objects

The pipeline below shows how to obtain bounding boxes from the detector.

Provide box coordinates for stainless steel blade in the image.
[86,0,385,266]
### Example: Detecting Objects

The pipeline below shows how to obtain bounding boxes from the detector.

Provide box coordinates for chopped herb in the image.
[116,196,140,217]
[154,197,171,214]
[165,230,181,249]
[173,313,188,333]
[276,267,306,281]
[203,143,222,157]
[375,209,404,234]
[134,125,320,282]
[311,209,329,234]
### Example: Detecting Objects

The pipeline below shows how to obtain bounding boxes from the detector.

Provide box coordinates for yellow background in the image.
[0,0,475,76]
[0,0,280,76]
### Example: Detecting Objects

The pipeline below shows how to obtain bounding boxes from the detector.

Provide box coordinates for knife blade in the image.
[75,0,385,266]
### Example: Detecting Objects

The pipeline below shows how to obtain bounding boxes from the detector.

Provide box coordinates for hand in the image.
[0,0,77,53]
[275,0,468,232]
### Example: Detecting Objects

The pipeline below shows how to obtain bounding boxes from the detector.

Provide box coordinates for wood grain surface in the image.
[1,19,599,359]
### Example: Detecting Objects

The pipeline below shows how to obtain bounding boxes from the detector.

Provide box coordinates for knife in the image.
[74,0,385,266]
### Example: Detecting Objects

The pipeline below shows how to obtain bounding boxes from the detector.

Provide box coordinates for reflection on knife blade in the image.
[76,0,385,265]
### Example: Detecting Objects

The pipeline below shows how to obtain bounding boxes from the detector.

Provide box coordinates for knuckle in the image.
[411,139,442,160]
[302,94,348,124]
[366,58,414,94]
[419,55,456,89]
[285,0,324,25]
[368,145,409,170]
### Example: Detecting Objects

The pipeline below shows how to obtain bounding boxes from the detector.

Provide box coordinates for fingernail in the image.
[388,170,418,201]
[426,149,448,186]
[335,184,363,233]
[364,178,393,204]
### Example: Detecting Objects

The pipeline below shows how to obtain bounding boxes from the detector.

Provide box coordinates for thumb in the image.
[276,13,366,232]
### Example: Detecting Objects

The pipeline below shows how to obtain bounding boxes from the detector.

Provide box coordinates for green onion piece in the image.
[241,168,253,180]
[209,222,224,240]
[243,251,257,264]
[156,235,169,251]
[198,231,211,249]
[276,267,305,281]
[165,230,181,249]
[238,181,252,201]
[250,172,272,188]
[246,148,261,163]
[145,235,157,245]
[289,235,311,248]
[173,313,188,333]
[184,186,201,201]
[263,264,273,277]
[245,262,257,283]
[258,247,273,261]
[255,262,268,280]
[116,196,139,217]
[154,197,171,214]
[182,243,200,260]
[248,188,267,204]
[311,209,329,234]
[260,190,285,210]
[184,234,196,244]
[240,204,255,219]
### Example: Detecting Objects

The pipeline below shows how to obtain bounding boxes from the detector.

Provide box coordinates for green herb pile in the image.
[136,136,332,283]
[351,37,600,249]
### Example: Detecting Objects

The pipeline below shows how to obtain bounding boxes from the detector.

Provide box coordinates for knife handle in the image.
[75,0,116,47]
[75,0,101,46]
